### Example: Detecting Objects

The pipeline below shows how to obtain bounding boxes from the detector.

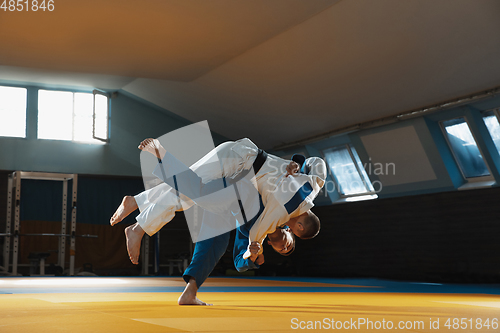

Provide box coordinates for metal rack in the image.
[2,171,78,276]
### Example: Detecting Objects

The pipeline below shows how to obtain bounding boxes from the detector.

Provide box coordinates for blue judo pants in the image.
[183,197,264,288]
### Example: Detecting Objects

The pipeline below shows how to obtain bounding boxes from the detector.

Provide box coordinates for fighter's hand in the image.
[249,241,261,255]
[286,161,300,177]
[249,242,262,263]
[255,254,265,265]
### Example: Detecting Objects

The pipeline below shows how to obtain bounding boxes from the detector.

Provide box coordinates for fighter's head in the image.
[267,227,295,256]
[287,210,320,240]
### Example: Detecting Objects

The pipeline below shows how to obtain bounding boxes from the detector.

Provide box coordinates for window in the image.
[38,89,108,143]
[0,86,27,138]
[93,91,109,142]
[323,144,376,197]
[441,117,490,179]
[482,109,500,155]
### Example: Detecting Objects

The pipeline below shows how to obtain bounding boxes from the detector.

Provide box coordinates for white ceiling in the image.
[1,0,500,149]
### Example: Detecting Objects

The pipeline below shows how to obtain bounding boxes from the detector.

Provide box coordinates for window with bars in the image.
[441,117,491,180]
[322,144,375,197]
[37,89,109,143]
[482,109,500,156]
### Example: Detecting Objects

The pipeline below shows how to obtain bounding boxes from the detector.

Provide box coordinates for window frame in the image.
[37,88,109,144]
[92,89,110,143]
[481,107,500,132]
[322,143,376,198]
[439,116,494,183]
[491,108,500,122]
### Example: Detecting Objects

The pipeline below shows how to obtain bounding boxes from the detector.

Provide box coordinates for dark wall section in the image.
[3,168,500,281]
[293,187,500,283]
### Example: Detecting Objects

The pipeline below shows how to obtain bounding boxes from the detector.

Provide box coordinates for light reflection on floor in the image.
[0,277,498,332]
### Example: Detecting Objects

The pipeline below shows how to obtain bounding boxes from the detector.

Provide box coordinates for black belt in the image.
[252,149,268,174]
[234,149,267,225]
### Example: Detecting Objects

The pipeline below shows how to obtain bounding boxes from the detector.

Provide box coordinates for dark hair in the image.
[299,213,320,239]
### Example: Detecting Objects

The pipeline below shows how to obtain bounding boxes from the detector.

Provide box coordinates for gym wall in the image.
[293,186,500,283]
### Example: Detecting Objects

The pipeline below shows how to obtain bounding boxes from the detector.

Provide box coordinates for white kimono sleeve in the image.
[242,156,327,259]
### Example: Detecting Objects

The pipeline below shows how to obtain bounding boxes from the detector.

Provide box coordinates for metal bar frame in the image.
[70,175,78,276]
[2,175,13,274]
[60,180,68,269]
[4,171,78,276]
[12,172,21,275]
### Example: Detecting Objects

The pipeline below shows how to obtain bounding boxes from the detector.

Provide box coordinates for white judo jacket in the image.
[142,138,326,255]
[243,155,326,258]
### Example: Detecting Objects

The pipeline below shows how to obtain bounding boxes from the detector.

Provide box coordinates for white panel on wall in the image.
[360,125,436,187]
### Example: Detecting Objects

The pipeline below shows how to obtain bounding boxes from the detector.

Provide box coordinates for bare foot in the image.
[125,223,145,265]
[178,295,211,306]
[138,138,166,160]
[110,196,138,226]
[178,278,212,306]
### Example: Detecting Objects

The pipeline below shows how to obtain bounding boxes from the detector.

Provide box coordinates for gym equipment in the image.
[1,171,95,276]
